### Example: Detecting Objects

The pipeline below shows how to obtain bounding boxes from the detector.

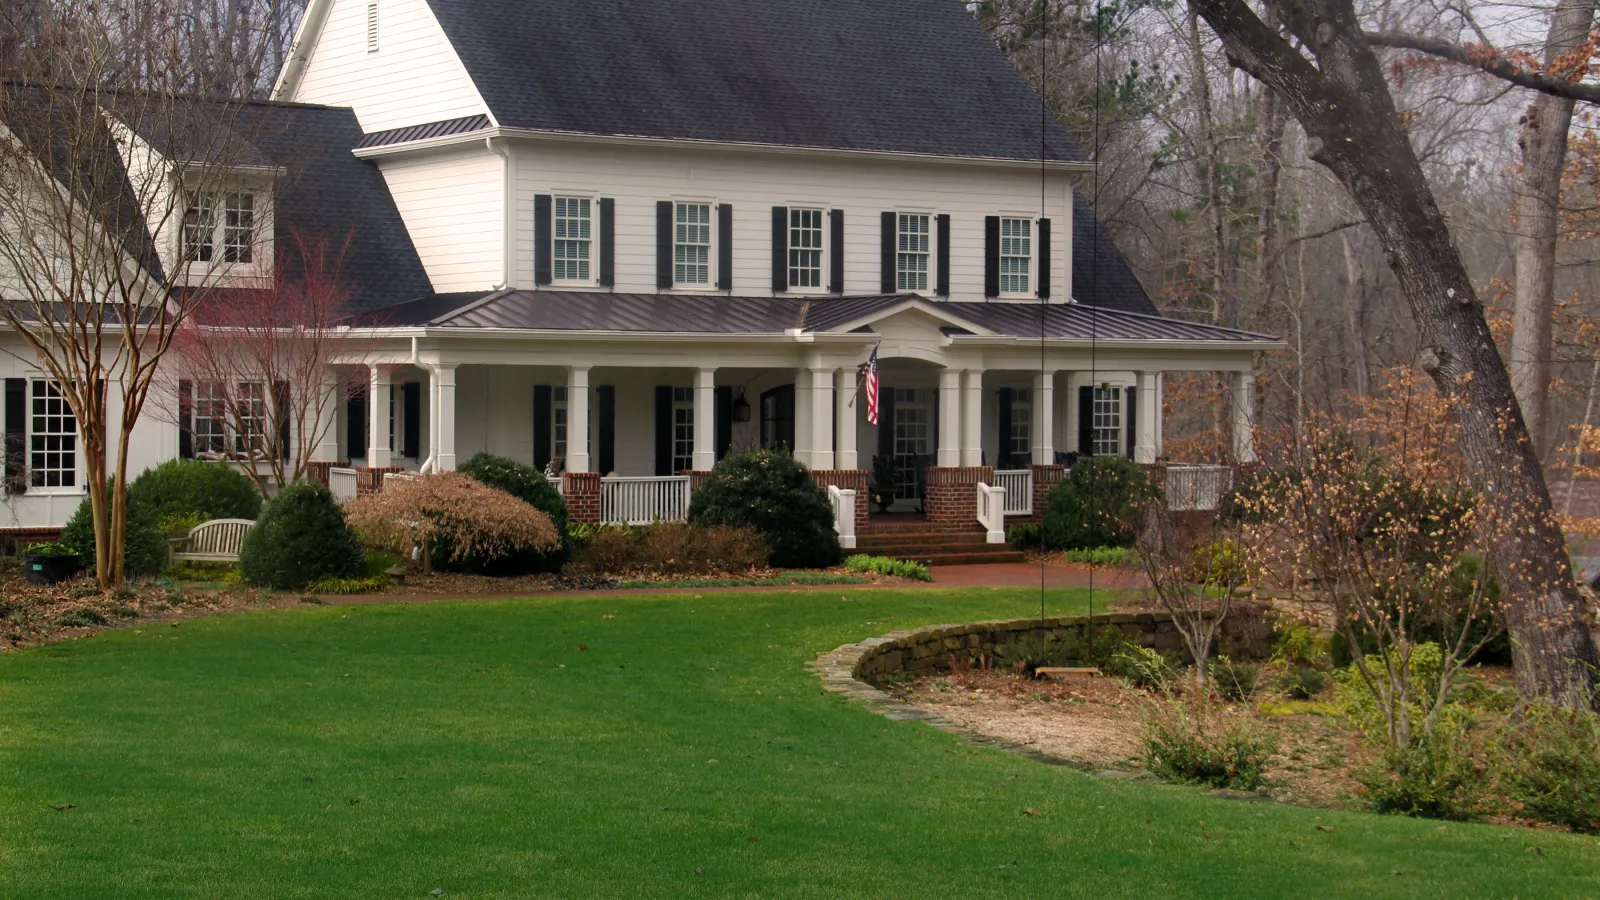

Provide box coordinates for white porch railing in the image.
[828,485,857,550]
[601,475,691,525]
[1164,464,1234,511]
[328,467,359,504]
[976,482,1007,544]
[992,469,1033,516]
[383,471,420,488]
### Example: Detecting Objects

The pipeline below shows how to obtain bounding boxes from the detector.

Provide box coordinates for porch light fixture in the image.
[733,387,752,423]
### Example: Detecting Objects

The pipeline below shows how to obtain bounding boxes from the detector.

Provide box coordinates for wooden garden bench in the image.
[169,519,255,564]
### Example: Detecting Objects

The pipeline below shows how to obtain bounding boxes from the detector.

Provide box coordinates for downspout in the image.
[486,136,515,290]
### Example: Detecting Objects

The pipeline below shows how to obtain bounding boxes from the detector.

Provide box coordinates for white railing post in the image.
[1163,464,1233,511]
[993,469,1033,516]
[829,485,857,550]
[976,482,1006,544]
[328,466,358,504]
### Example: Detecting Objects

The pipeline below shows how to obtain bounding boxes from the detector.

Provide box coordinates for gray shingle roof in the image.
[424,0,1085,161]
[1073,190,1155,315]
[365,291,1274,343]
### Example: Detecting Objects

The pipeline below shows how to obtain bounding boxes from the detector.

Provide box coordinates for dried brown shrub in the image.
[344,473,559,570]
[570,523,766,577]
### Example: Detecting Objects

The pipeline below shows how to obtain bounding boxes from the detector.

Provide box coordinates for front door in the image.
[891,387,932,511]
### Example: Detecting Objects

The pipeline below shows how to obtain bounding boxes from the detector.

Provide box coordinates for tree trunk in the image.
[1340,231,1370,396]
[1186,6,1232,326]
[1192,0,1600,708]
[1512,0,1597,460]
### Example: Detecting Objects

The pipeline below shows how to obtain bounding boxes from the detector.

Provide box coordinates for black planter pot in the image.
[22,553,79,585]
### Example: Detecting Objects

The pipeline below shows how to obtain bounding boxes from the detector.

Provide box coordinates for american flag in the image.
[860,346,880,426]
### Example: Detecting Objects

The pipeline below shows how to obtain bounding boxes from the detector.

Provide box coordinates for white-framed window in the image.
[674,202,712,286]
[29,379,76,489]
[1009,388,1031,459]
[1093,386,1122,457]
[236,381,268,456]
[788,208,824,289]
[181,192,216,262]
[897,213,930,292]
[181,190,261,270]
[193,380,228,455]
[223,193,254,263]
[671,387,694,472]
[1000,217,1031,294]
[553,386,569,462]
[553,197,592,282]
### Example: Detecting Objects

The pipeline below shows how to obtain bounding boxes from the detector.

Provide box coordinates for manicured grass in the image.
[1,588,1593,899]
[613,571,870,589]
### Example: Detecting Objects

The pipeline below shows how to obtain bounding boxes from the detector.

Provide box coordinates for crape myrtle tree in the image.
[0,1,269,585]
[1188,0,1600,707]
[159,232,369,497]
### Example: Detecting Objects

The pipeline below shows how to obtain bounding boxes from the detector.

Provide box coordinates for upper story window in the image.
[180,188,266,278]
[553,197,592,282]
[788,208,823,289]
[896,213,930,292]
[1000,217,1031,294]
[674,202,711,286]
[30,379,76,489]
[1093,386,1122,457]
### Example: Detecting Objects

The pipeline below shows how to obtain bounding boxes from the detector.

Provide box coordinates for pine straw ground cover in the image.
[1,588,1595,899]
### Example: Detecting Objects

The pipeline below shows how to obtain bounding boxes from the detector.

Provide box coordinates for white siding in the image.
[378,146,503,291]
[288,0,487,133]
[511,141,1073,301]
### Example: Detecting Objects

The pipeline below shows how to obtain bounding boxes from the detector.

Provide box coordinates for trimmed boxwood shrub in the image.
[127,459,261,534]
[240,481,363,590]
[688,447,842,569]
[456,452,569,573]
[1041,456,1159,551]
[60,483,169,576]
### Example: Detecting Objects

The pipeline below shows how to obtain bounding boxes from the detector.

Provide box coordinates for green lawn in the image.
[1,588,1592,899]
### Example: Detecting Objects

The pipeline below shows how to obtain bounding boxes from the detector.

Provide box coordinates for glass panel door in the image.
[891,388,931,504]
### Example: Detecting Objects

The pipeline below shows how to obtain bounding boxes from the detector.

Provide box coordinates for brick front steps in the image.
[855,523,1024,567]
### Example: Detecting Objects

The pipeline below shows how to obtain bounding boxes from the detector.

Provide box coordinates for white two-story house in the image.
[0,0,1277,541]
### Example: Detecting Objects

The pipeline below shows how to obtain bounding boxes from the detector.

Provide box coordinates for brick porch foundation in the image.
[1027,463,1065,524]
[562,472,602,524]
[356,466,405,494]
[924,466,993,525]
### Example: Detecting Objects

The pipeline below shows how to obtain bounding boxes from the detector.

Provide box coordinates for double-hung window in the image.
[788,208,823,289]
[236,382,268,457]
[182,193,217,262]
[193,381,229,455]
[1092,386,1122,456]
[674,202,712,286]
[182,190,258,268]
[1000,218,1031,294]
[29,379,76,489]
[896,213,930,292]
[671,387,694,472]
[553,197,592,282]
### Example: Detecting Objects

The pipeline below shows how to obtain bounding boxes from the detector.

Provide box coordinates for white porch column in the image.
[834,367,858,470]
[693,368,716,470]
[567,366,591,473]
[809,367,835,470]
[961,369,983,467]
[1134,370,1161,464]
[436,363,458,471]
[1231,369,1256,464]
[312,372,341,463]
[1032,369,1055,465]
[366,365,391,468]
[937,368,961,466]
[794,368,813,466]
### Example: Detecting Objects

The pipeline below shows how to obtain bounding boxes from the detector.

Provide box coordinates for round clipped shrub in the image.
[687,447,842,569]
[127,459,261,534]
[458,452,569,572]
[1041,456,1159,551]
[60,483,169,576]
[344,472,560,575]
[239,481,363,590]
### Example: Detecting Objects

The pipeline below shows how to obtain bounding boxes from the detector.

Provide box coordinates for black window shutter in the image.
[828,209,844,294]
[880,212,896,294]
[1078,386,1094,455]
[534,194,553,286]
[877,386,895,460]
[1037,218,1051,299]
[771,206,788,294]
[717,204,733,290]
[984,215,1001,298]
[599,197,615,288]
[534,384,553,469]
[273,381,291,461]
[654,385,672,475]
[402,382,421,458]
[715,385,733,460]
[348,392,367,460]
[177,379,194,459]
[4,378,25,489]
[597,385,616,474]
[1126,388,1137,460]
[997,387,1012,469]
[936,214,951,297]
[656,201,673,289]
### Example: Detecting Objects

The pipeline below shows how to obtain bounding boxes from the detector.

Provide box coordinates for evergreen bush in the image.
[688,447,842,568]
[60,483,169,576]
[457,453,569,573]
[239,481,363,590]
[127,459,261,534]
[1040,456,1159,551]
